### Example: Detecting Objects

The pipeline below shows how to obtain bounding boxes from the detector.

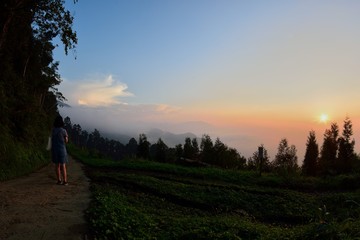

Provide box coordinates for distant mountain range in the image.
[146,128,197,147]
[102,128,197,147]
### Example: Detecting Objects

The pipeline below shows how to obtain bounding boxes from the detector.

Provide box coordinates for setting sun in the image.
[320,114,329,123]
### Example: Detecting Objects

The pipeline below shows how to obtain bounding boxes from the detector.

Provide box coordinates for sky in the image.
[54,0,360,159]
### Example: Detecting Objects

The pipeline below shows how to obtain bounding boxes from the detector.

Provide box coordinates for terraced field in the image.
[70,146,360,239]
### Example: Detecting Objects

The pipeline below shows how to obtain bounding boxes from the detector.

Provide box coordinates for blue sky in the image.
[55,0,360,158]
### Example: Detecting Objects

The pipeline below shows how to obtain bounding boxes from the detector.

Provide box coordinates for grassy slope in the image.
[69,145,360,240]
[0,141,49,181]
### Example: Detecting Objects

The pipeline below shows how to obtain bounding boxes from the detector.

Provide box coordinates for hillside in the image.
[70,146,360,239]
[3,145,359,239]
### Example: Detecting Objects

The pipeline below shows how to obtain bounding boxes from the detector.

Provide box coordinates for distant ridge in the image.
[102,128,197,147]
[101,132,134,144]
[146,128,197,147]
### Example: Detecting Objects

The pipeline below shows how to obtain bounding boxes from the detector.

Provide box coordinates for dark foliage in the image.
[273,138,298,175]
[65,117,247,169]
[247,145,272,174]
[319,123,339,176]
[337,117,356,174]
[0,0,77,180]
[302,131,319,176]
[318,119,360,176]
[137,133,150,159]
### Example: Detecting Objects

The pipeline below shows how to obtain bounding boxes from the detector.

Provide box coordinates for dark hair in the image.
[53,115,64,128]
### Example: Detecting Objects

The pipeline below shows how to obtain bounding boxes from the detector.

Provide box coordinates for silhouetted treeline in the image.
[65,116,360,177]
[64,117,247,169]
[302,117,360,176]
[248,117,360,176]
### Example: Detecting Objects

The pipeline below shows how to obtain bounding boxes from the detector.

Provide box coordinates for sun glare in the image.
[320,114,329,123]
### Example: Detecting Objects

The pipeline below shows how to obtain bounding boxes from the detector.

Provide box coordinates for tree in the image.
[337,117,356,174]
[200,134,214,164]
[87,129,101,156]
[302,131,319,176]
[175,144,183,159]
[183,137,194,159]
[126,138,138,157]
[222,147,247,169]
[0,0,77,54]
[64,116,72,130]
[248,145,271,173]
[213,137,228,166]
[0,0,77,130]
[183,137,199,160]
[0,0,78,179]
[79,130,88,149]
[154,138,168,162]
[112,141,126,161]
[319,123,339,175]
[137,133,150,159]
[191,138,199,158]
[200,137,246,169]
[273,138,298,175]
[72,124,82,146]
[212,138,228,166]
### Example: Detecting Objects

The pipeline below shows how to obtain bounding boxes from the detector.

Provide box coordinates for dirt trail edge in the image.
[0,156,91,240]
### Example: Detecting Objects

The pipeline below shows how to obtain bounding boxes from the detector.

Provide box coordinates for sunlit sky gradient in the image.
[55,0,360,159]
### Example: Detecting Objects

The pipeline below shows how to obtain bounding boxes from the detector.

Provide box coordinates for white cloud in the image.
[60,74,133,107]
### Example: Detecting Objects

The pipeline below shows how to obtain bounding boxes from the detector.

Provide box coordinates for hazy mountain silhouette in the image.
[102,132,134,144]
[146,128,197,147]
[102,128,197,147]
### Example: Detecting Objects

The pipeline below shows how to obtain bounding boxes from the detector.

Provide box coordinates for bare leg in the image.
[61,164,67,183]
[55,163,61,182]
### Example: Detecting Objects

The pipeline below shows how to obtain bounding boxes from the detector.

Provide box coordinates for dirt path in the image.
[0,157,91,240]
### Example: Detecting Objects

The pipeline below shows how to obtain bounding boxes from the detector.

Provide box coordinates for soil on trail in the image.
[0,157,91,240]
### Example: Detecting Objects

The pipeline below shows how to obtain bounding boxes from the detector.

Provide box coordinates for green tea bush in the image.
[70,145,360,239]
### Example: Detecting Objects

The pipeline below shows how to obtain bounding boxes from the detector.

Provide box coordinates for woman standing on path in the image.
[51,115,69,185]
